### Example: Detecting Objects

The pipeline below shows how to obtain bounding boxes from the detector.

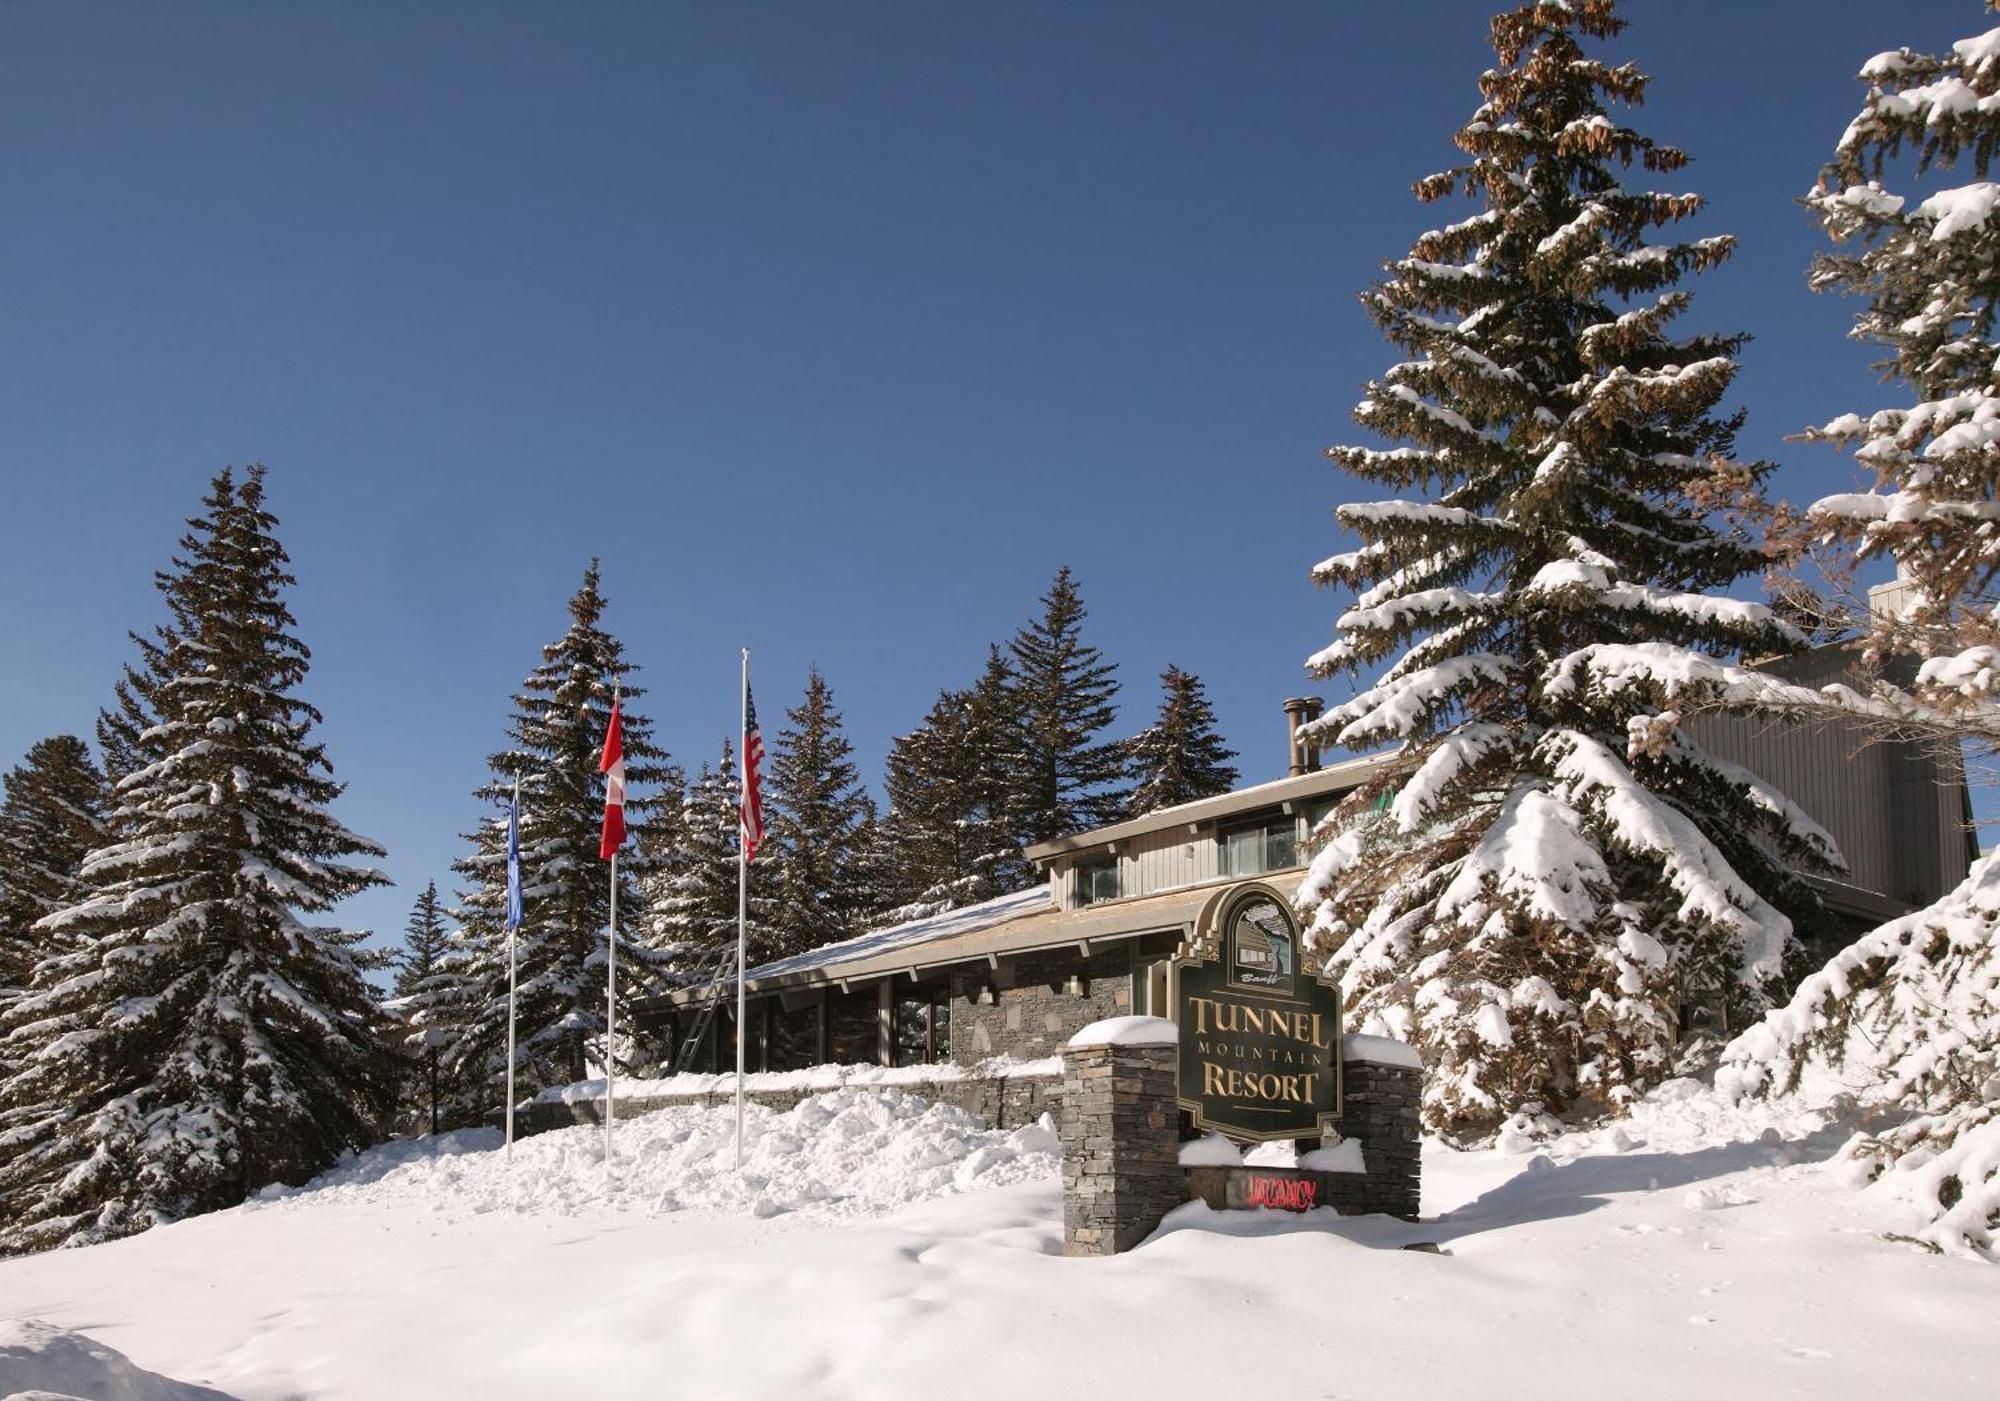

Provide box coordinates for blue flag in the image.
[505,784,524,929]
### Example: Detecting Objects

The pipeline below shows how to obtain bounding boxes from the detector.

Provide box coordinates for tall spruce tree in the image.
[766,670,882,957]
[0,736,109,1006]
[393,881,452,1135]
[0,467,395,1252]
[1124,666,1240,816]
[648,742,778,985]
[1717,7,2000,1258]
[433,563,673,1101]
[1004,568,1128,845]
[1300,0,1838,1136]
[880,689,991,917]
[879,647,1029,914]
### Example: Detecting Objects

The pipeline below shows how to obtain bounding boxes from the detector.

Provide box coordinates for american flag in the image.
[741,683,765,861]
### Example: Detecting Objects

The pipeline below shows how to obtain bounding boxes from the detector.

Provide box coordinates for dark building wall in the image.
[1683,645,1975,913]
[951,947,1135,1062]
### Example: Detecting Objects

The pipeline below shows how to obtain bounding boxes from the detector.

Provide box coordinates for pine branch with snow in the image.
[1795,16,2000,675]
[1298,0,1835,1138]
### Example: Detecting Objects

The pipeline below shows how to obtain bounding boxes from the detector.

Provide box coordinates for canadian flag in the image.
[599,695,626,861]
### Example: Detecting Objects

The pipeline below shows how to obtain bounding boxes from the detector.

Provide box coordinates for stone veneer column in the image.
[1339,1034,1424,1220]
[1059,1015,1183,1257]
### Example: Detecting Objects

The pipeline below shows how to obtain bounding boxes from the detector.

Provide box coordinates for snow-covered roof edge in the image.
[737,885,1053,984]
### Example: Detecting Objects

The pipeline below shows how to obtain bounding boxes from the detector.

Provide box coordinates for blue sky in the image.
[0,0,1977,953]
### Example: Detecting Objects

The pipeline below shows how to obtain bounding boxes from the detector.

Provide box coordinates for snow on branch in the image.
[1389,722,1518,833]
[1542,729,1791,977]
[1314,653,1515,748]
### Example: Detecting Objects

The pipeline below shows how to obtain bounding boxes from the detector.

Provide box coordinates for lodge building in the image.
[636,626,1978,1078]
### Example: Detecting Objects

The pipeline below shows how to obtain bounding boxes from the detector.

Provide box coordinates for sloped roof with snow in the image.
[741,887,1052,984]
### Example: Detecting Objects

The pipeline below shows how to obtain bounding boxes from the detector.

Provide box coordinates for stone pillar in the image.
[1059,1015,1184,1257]
[1339,1035,1424,1220]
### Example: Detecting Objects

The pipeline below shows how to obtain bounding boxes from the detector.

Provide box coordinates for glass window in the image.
[1076,857,1120,906]
[1222,817,1298,876]
[894,986,953,1067]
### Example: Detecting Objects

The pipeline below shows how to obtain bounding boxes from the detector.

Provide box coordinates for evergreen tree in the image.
[433,563,674,1103]
[0,467,395,1253]
[0,736,109,1005]
[1300,0,1837,1137]
[879,647,1029,915]
[1794,15,2000,668]
[647,742,778,986]
[765,670,882,957]
[1003,568,1128,845]
[1718,6,2000,1258]
[393,881,452,1135]
[95,665,159,791]
[1124,666,1240,816]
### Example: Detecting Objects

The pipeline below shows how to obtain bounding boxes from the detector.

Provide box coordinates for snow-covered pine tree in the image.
[1123,665,1240,817]
[434,563,673,1102]
[0,736,109,1007]
[1793,14,2000,672]
[646,742,778,993]
[1299,0,1838,1137]
[1004,568,1128,846]
[393,881,452,1135]
[1716,8,2000,1258]
[0,466,396,1253]
[96,664,161,790]
[765,670,882,957]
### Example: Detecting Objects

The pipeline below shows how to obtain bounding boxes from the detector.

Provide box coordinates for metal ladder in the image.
[669,941,740,1075]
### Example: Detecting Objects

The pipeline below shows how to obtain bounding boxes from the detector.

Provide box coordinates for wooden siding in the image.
[1055,823,1220,908]
[1682,708,1972,908]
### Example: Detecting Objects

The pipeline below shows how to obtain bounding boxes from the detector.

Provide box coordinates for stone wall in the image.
[510,1068,1060,1139]
[1059,1029,1183,1257]
[953,947,1133,1063]
[1338,1053,1423,1221]
[1059,1026,1426,1256]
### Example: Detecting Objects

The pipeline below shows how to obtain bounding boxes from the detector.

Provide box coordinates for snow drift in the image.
[259,1086,1060,1224]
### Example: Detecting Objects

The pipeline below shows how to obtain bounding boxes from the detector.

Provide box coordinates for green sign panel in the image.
[1172,881,1342,1142]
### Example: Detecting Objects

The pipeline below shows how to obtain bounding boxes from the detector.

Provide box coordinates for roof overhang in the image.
[642,882,1229,1010]
[1021,752,1393,863]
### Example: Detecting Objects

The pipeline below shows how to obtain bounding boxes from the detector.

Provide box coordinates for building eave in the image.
[1020,752,1393,864]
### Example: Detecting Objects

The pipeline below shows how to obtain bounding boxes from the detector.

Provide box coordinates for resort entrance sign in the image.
[1172,881,1342,1142]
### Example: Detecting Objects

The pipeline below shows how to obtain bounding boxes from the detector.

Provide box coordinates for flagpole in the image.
[606,681,620,1180]
[506,774,520,1163]
[736,648,749,1173]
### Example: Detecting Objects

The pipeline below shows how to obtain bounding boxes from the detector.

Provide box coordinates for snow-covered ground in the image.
[2,1081,1997,1401]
